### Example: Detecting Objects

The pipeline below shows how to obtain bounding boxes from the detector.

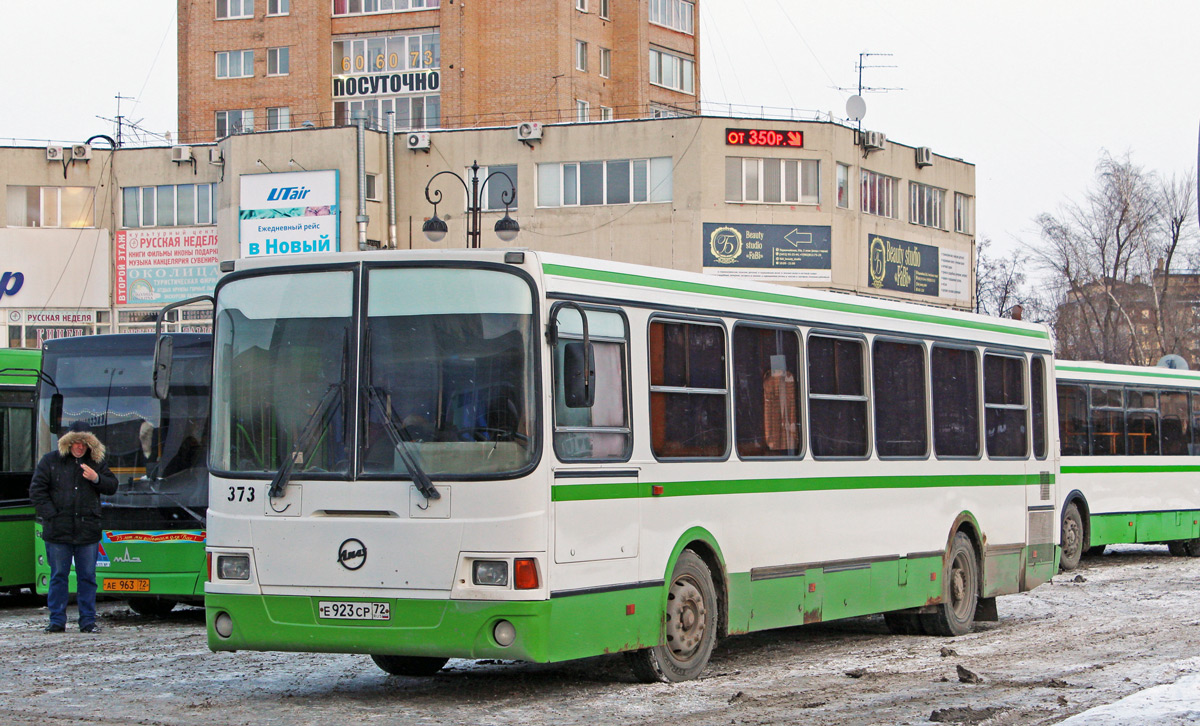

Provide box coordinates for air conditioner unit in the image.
[70,143,92,161]
[862,130,887,151]
[46,145,65,161]
[516,122,543,142]
[171,146,193,162]
[405,132,431,151]
[915,146,933,167]
[209,147,224,165]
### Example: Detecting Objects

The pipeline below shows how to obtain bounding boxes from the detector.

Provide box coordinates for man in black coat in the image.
[29,421,119,633]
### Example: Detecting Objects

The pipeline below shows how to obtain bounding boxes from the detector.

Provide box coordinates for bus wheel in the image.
[626,550,718,683]
[1168,539,1200,557]
[883,611,926,635]
[1060,503,1085,571]
[370,655,449,677]
[922,532,978,637]
[128,597,177,617]
[1083,544,1106,557]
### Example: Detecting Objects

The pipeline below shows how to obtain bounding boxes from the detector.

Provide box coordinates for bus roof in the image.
[1056,360,1200,388]
[0,347,41,387]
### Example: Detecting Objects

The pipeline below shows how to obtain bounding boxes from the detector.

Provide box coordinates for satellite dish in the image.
[846,95,867,122]
[1157,354,1189,370]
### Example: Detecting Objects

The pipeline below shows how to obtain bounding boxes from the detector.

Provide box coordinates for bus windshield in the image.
[37,334,211,530]
[211,266,537,478]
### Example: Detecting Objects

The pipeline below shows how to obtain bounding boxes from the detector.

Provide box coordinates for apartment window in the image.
[6,186,95,228]
[575,0,586,10]
[120,184,216,228]
[365,174,379,201]
[267,0,288,14]
[267,47,289,76]
[984,354,1027,458]
[836,163,850,208]
[734,325,802,458]
[476,164,517,211]
[873,340,927,458]
[649,48,694,94]
[599,0,610,18]
[860,169,897,218]
[576,40,588,72]
[649,0,694,34]
[600,106,614,121]
[910,182,946,229]
[266,107,291,130]
[725,157,819,205]
[576,100,590,123]
[216,109,254,137]
[932,346,980,457]
[599,48,611,78]
[537,157,672,207]
[333,0,440,15]
[333,32,440,74]
[216,50,254,79]
[955,192,973,234]
[335,95,440,131]
[217,0,254,19]
[649,320,728,459]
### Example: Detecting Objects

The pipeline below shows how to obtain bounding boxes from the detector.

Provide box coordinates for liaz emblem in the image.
[337,538,367,571]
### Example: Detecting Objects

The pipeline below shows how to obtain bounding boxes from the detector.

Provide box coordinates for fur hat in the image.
[58,423,106,463]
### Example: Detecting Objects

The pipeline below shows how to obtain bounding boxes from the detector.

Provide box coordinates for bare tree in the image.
[1028,152,1197,365]
[974,237,1029,318]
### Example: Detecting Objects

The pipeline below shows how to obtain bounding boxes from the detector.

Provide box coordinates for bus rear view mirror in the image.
[563,341,595,408]
[153,335,174,401]
[49,392,63,432]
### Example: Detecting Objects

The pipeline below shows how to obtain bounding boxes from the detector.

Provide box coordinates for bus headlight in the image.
[217,555,250,581]
[472,560,508,586]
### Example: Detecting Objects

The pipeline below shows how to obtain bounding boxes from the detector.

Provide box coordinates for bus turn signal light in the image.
[514,558,539,589]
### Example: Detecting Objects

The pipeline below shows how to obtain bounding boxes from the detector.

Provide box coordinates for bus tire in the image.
[370,655,449,677]
[883,611,926,635]
[1168,539,1200,557]
[626,550,719,683]
[128,597,177,617]
[1060,502,1085,571]
[921,532,978,637]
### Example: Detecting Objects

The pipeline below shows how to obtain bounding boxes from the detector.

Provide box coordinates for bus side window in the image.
[931,346,980,458]
[552,307,632,461]
[1125,389,1159,456]
[1031,357,1047,459]
[1160,390,1188,455]
[872,339,927,458]
[649,319,728,459]
[1090,386,1125,456]
[1056,383,1089,456]
[733,325,802,458]
[808,334,868,458]
[984,353,1028,458]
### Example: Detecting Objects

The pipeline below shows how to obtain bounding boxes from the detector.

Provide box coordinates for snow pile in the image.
[1059,670,1200,725]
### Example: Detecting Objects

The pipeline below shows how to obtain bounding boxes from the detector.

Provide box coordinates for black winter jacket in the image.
[29,431,119,545]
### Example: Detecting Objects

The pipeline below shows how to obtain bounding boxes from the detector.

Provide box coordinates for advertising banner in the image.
[0,229,110,310]
[239,170,339,258]
[702,223,832,281]
[115,227,219,305]
[867,234,971,302]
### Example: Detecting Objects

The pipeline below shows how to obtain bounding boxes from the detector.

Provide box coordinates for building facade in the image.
[178,0,700,143]
[1,116,975,348]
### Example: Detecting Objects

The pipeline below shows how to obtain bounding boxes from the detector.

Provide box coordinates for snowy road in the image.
[2,544,1199,725]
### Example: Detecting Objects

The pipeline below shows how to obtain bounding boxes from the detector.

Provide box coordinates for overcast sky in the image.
[2,1,1197,256]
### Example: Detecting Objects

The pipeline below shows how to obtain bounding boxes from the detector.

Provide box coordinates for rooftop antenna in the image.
[113,93,134,147]
[838,52,903,133]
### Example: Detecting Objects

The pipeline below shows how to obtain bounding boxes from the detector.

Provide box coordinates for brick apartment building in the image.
[178,0,700,143]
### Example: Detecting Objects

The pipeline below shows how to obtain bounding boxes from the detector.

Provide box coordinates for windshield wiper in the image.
[268,382,342,499]
[365,385,440,502]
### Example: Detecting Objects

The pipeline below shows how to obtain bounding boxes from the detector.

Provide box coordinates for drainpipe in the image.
[353,110,369,250]
[386,110,397,249]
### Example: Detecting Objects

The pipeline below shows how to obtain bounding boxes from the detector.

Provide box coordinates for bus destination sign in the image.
[725,128,804,148]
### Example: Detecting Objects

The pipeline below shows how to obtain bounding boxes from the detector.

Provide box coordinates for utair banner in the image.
[239,170,340,258]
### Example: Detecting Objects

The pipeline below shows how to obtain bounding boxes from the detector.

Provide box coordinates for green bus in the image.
[33,334,211,615]
[0,348,40,592]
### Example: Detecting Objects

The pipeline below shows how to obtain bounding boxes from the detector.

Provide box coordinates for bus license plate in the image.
[318,601,391,621]
[104,578,150,592]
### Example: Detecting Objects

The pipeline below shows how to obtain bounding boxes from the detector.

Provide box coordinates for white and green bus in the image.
[1055,361,1200,569]
[198,250,1059,682]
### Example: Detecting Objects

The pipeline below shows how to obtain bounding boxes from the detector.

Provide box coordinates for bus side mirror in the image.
[563,341,595,408]
[153,335,174,401]
[49,393,63,432]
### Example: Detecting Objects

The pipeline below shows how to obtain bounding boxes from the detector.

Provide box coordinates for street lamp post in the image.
[422,160,519,248]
